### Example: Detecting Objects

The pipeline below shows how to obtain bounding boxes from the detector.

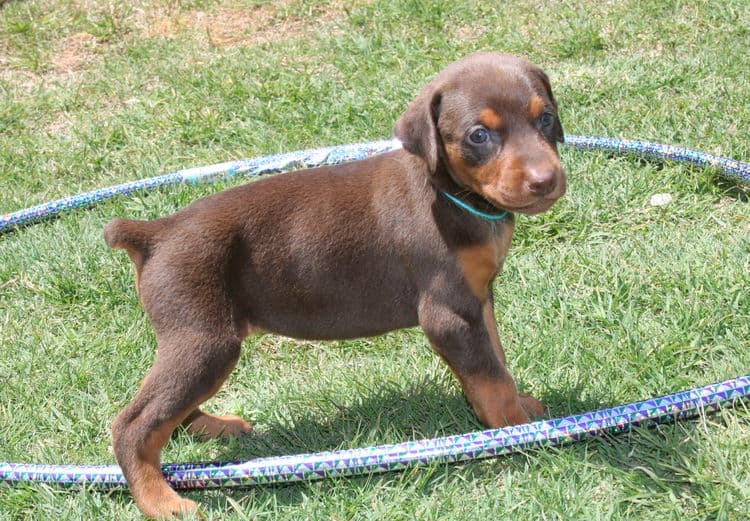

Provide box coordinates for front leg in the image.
[482,298,545,419]
[419,296,543,428]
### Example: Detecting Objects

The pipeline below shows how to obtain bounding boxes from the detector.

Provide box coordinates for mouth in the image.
[506,198,559,215]
[482,184,566,215]
[479,192,562,215]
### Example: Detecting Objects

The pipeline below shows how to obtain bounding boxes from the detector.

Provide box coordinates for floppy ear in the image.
[534,68,565,144]
[394,84,443,173]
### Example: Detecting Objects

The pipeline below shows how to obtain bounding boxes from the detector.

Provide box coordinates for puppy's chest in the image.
[454,228,513,299]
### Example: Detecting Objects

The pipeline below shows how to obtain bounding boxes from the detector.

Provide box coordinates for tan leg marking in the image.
[480,303,546,420]
[458,374,530,428]
[128,419,200,519]
[183,410,252,440]
[518,393,546,417]
[180,357,252,440]
[120,345,242,518]
[482,300,506,366]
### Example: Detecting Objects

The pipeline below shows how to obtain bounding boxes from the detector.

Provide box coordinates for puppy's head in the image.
[395,52,566,215]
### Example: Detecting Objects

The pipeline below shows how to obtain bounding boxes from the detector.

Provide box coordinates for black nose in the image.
[526,167,558,196]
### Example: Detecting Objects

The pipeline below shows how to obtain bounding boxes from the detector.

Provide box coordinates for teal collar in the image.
[439,191,509,221]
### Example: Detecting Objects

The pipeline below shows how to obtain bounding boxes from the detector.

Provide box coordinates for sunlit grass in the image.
[1,0,749,519]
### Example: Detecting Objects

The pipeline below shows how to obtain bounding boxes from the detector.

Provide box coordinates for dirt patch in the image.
[141,2,348,47]
[51,31,101,73]
[44,111,77,137]
[450,24,489,45]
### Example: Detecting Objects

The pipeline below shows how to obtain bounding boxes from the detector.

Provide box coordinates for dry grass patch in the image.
[51,31,101,73]
[140,2,349,48]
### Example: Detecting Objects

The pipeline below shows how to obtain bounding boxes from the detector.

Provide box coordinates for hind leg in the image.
[112,334,242,519]
[182,409,252,439]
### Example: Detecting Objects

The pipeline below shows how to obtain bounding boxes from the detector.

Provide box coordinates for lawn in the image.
[1,0,749,519]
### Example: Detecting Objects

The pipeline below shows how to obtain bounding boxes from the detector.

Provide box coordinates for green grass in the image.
[1,0,749,519]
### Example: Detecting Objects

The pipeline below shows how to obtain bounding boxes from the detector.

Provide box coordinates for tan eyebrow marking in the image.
[529,96,545,119]
[478,107,502,129]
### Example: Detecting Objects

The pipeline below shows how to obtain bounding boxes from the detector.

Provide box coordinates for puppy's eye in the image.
[468,127,489,144]
[539,112,555,128]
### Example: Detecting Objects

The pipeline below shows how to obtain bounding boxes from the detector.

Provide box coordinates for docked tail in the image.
[104,218,160,270]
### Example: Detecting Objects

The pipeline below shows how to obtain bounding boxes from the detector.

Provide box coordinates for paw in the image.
[212,414,253,438]
[186,412,253,440]
[518,393,546,417]
[139,495,201,520]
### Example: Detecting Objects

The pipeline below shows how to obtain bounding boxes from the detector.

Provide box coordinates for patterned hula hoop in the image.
[1,136,748,490]
[1,136,749,234]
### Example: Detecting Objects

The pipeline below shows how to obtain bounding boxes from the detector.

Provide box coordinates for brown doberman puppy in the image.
[104,52,566,518]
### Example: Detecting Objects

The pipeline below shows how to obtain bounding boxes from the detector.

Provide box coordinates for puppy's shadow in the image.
[188,382,728,512]
[213,380,481,462]
[187,380,629,510]
[214,381,608,463]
